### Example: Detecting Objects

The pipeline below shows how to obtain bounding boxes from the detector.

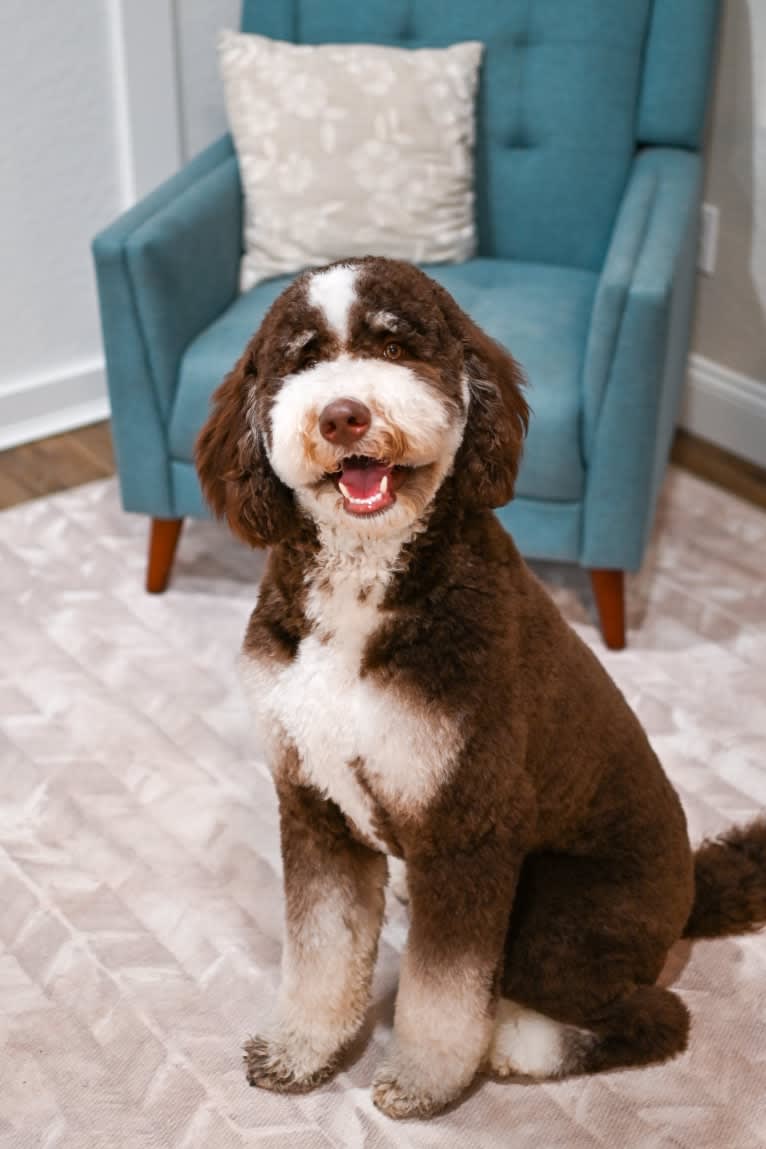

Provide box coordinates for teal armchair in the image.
[93,0,719,648]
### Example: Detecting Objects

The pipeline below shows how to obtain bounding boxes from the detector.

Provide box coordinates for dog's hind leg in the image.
[491,850,692,1079]
[486,986,689,1079]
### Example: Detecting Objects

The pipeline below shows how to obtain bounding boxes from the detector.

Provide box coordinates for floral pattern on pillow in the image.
[219,31,483,290]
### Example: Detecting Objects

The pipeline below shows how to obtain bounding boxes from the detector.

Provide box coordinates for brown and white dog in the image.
[196,257,766,1119]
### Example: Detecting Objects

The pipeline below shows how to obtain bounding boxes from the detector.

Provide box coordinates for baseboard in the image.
[0,361,111,452]
[681,354,766,469]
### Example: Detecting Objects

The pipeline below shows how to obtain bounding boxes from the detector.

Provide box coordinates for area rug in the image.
[0,469,765,1148]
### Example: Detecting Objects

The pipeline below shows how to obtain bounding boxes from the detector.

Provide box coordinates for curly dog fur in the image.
[196,257,766,1118]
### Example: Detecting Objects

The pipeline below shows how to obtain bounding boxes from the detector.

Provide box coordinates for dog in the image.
[195,256,766,1119]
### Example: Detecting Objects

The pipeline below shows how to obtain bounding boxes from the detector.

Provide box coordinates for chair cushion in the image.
[169,259,596,502]
[425,261,595,500]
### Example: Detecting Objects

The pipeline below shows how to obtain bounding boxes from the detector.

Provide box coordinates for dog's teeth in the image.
[338,482,391,509]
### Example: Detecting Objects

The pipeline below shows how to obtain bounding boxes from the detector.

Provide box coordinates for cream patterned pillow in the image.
[219,30,483,290]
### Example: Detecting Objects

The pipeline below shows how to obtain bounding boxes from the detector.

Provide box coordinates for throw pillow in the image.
[219,30,483,290]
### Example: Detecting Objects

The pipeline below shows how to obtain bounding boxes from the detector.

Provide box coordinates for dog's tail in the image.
[684,817,766,939]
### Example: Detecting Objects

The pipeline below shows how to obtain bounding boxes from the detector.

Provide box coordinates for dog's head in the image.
[195,258,528,546]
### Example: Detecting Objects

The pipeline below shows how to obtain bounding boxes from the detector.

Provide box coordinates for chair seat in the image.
[170,258,597,501]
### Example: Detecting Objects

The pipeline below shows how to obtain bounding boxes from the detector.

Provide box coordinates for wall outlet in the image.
[698,203,720,276]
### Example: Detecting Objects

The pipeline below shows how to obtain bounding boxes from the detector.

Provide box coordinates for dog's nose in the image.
[318,398,371,446]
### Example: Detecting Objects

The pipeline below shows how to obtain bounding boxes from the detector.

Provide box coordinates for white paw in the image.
[244,1014,350,1093]
[372,1053,459,1119]
[485,1000,572,1080]
[244,1031,338,1092]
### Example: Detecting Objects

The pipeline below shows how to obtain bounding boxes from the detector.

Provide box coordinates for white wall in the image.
[681,0,766,467]
[0,0,181,450]
[0,2,121,446]
[175,0,241,160]
[692,0,766,381]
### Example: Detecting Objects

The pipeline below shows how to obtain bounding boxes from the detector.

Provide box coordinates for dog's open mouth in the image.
[329,456,410,516]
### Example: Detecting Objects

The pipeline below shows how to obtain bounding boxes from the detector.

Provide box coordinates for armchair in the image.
[93,0,720,648]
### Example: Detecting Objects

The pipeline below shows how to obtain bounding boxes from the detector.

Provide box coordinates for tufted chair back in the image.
[240,0,718,272]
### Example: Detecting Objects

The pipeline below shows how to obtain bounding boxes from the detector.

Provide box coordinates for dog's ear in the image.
[433,284,529,509]
[195,338,298,547]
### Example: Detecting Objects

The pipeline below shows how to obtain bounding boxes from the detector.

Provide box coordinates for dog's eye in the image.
[302,355,318,370]
[384,342,402,361]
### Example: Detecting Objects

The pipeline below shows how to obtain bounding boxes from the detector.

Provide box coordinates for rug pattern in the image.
[0,469,765,1147]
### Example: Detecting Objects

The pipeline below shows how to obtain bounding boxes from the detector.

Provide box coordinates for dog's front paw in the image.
[243,1032,338,1093]
[372,1067,441,1119]
[372,1052,459,1120]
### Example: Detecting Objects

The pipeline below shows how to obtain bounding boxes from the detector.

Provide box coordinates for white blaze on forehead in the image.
[307,263,359,343]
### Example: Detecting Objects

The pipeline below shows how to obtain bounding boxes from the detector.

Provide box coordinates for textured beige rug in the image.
[1,469,765,1148]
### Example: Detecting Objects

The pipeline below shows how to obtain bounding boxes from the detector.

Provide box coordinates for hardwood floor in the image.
[670,430,766,513]
[0,420,764,514]
[0,422,115,510]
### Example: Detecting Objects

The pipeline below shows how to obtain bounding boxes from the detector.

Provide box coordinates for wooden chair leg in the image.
[589,569,626,650]
[146,517,184,593]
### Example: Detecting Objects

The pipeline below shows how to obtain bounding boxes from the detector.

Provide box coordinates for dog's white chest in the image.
[242,547,459,850]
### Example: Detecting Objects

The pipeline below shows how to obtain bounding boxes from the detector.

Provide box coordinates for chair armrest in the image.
[92,135,241,516]
[580,147,702,570]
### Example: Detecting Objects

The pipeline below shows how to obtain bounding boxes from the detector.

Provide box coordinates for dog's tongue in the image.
[340,458,391,500]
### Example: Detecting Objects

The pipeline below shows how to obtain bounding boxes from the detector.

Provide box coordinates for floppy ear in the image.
[433,284,529,509]
[194,340,298,547]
